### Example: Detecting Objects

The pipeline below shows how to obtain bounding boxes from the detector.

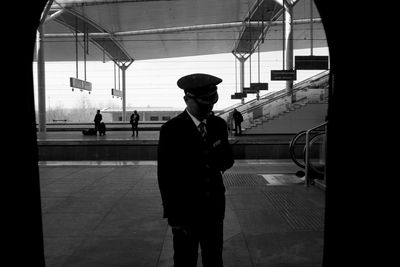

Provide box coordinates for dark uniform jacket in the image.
[94,113,102,124]
[130,113,139,125]
[233,110,243,123]
[157,110,234,227]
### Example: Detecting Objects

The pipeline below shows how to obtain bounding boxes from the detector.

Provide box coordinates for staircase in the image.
[217,70,330,135]
[242,98,327,134]
[244,99,309,131]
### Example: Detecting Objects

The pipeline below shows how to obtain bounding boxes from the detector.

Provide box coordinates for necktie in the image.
[198,122,207,142]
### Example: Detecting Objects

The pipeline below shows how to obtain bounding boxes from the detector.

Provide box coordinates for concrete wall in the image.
[37,138,296,161]
[245,103,327,134]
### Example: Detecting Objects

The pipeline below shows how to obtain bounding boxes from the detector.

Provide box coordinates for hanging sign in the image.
[295,56,329,70]
[250,83,268,91]
[271,70,297,81]
[70,77,92,91]
[111,88,122,98]
[244,87,258,94]
[231,92,247,99]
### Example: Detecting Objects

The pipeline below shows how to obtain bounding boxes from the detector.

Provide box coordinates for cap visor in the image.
[195,93,218,105]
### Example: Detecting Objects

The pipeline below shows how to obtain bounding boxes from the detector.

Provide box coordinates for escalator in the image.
[289,122,327,186]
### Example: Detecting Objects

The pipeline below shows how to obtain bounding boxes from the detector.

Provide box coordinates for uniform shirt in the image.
[186,109,207,133]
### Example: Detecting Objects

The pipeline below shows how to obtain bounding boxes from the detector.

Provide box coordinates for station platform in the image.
[37,131,298,161]
[39,159,325,267]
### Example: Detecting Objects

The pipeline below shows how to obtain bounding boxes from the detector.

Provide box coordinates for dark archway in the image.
[313,1,381,266]
[5,1,47,266]
[11,1,380,266]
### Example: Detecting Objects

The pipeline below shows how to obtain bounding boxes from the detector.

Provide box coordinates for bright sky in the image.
[32,47,328,111]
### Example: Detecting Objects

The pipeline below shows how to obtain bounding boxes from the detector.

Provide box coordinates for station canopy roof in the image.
[39,0,327,63]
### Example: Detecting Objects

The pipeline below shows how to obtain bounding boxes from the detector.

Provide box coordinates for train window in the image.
[150,116,159,121]
[162,116,171,120]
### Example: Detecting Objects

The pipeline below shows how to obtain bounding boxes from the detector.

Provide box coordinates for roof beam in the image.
[232,0,302,56]
[233,0,282,55]
[44,18,321,38]
[50,6,133,62]
[40,0,55,27]
[52,0,174,8]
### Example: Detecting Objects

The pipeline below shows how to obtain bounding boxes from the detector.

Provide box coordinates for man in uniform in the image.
[157,73,234,267]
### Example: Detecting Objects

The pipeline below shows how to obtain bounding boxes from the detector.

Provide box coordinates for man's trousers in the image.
[172,219,224,267]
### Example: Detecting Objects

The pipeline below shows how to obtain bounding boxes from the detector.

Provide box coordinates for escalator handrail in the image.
[306,121,328,135]
[289,122,328,170]
[289,130,307,169]
[305,121,328,186]
[303,132,326,175]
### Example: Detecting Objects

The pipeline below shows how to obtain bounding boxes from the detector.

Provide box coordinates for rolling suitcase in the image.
[99,122,106,135]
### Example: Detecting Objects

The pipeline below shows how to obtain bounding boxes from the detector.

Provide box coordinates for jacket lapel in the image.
[177,111,204,145]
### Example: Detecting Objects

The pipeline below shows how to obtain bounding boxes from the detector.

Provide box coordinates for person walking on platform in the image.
[232,108,243,136]
[93,109,102,135]
[157,73,234,267]
[130,110,140,137]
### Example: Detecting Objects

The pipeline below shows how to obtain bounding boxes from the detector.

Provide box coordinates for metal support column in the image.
[118,61,134,121]
[310,0,314,56]
[121,65,127,121]
[37,24,46,133]
[284,1,294,102]
[239,58,245,104]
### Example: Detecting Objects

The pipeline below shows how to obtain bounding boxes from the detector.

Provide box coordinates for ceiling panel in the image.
[39,0,327,62]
